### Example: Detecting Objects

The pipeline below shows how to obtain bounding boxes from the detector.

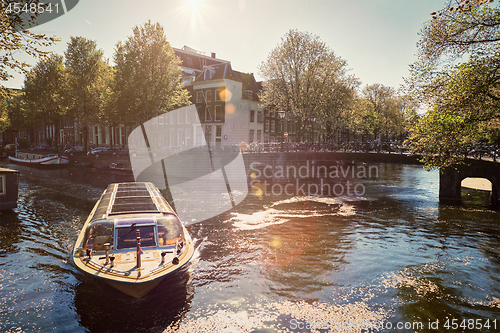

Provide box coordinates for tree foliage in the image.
[345,97,377,136]
[112,21,190,125]
[0,0,59,98]
[0,95,10,132]
[258,29,358,138]
[21,54,67,141]
[64,36,108,150]
[362,84,407,139]
[407,0,500,169]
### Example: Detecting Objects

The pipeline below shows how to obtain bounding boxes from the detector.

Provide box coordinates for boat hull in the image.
[73,236,194,298]
[9,154,69,166]
[101,260,192,298]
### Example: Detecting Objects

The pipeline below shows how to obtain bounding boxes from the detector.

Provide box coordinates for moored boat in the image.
[9,151,69,166]
[109,162,133,172]
[72,182,194,298]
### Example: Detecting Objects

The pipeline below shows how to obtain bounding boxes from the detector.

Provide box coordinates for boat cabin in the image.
[81,182,185,253]
[0,167,20,210]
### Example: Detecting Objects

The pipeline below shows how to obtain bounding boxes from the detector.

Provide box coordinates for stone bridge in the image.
[439,158,500,209]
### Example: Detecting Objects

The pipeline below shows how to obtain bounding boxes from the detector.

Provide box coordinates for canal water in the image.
[0,161,499,332]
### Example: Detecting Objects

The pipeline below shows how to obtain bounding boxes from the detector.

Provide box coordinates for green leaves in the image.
[258,29,357,136]
[112,21,189,125]
[0,0,60,93]
[21,53,67,130]
[407,1,500,169]
[64,36,108,131]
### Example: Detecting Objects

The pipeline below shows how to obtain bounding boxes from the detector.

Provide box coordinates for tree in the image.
[112,21,190,125]
[0,0,59,98]
[345,97,378,140]
[64,36,108,151]
[362,84,406,141]
[406,0,500,168]
[21,54,67,145]
[0,96,10,132]
[259,29,358,140]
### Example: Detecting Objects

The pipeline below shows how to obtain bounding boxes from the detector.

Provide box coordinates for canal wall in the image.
[241,151,422,168]
[70,151,422,170]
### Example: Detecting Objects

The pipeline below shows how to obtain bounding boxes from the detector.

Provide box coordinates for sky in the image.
[5,0,445,91]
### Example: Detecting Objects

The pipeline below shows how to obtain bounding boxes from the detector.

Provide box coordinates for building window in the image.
[271,120,275,133]
[215,89,222,101]
[196,126,203,146]
[197,91,204,103]
[205,106,213,122]
[215,105,223,121]
[257,130,262,142]
[206,90,212,102]
[271,111,276,118]
[257,111,263,124]
[264,109,269,117]
[0,174,5,196]
[177,109,183,124]
[197,106,203,121]
[250,110,255,122]
[249,130,254,143]
[170,130,177,146]
[94,126,99,145]
[245,90,252,100]
[204,125,212,146]
[265,120,269,133]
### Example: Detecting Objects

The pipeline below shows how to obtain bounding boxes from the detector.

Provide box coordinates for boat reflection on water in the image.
[74,266,195,332]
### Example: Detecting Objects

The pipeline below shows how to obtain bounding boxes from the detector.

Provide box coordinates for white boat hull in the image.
[73,231,194,298]
[9,154,69,166]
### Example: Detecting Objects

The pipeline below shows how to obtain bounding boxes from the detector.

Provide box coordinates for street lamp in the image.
[278,110,286,151]
[310,115,316,147]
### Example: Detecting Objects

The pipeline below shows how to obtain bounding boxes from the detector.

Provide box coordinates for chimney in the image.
[211,52,216,58]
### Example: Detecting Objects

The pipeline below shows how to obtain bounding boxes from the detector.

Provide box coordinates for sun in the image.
[186,0,202,10]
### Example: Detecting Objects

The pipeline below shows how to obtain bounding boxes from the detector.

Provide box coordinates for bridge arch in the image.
[439,159,500,210]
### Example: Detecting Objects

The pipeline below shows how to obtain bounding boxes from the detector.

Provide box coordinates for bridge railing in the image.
[242,141,500,162]
[244,141,409,154]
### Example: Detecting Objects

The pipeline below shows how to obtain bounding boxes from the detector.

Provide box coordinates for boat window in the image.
[157,215,184,247]
[116,226,156,249]
[83,220,114,251]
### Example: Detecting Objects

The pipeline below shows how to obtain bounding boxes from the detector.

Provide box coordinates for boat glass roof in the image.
[90,182,175,221]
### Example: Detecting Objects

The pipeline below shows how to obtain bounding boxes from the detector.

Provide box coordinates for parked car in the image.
[2,144,16,156]
[3,144,15,151]
[112,147,129,157]
[65,146,85,156]
[87,147,111,158]
[32,145,52,151]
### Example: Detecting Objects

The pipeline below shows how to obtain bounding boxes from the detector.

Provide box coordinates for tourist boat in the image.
[9,151,69,166]
[72,182,195,298]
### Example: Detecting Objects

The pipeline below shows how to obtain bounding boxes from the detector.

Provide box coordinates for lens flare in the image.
[251,182,264,200]
[186,0,202,9]
[270,236,282,249]
[219,88,232,102]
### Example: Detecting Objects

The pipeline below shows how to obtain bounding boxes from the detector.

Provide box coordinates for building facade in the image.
[174,46,264,148]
